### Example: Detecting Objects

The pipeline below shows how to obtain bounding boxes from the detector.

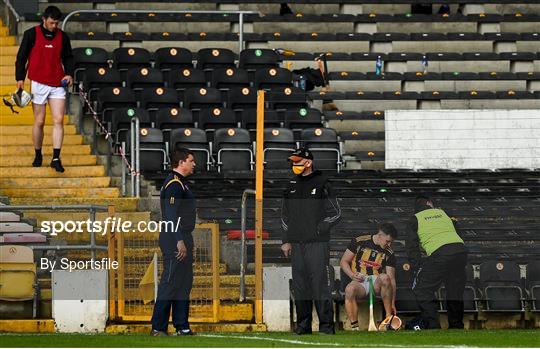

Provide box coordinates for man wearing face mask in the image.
[281,148,341,335]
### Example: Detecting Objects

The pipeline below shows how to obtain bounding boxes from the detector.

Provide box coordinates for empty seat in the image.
[183,87,223,110]
[168,68,207,101]
[97,87,137,123]
[300,128,342,172]
[113,47,151,78]
[211,67,250,89]
[126,67,164,91]
[110,108,151,147]
[264,128,296,170]
[127,128,168,173]
[72,47,108,87]
[82,67,122,101]
[228,86,258,110]
[155,108,195,135]
[154,47,193,71]
[479,260,525,312]
[170,128,212,171]
[526,260,540,312]
[198,107,238,133]
[239,49,280,72]
[197,48,235,71]
[266,87,308,110]
[0,245,36,302]
[254,68,293,89]
[214,128,253,172]
[239,109,282,131]
[140,87,180,116]
[285,108,324,132]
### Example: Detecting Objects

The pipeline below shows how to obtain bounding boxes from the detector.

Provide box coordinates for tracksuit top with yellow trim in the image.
[159,171,196,256]
[347,234,396,276]
[414,208,464,256]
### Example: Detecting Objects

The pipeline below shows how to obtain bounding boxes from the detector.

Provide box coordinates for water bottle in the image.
[421,55,429,74]
[375,56,383,76]
[299,75,306,91]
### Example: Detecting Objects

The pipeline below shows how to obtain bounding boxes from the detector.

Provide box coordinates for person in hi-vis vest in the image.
[406,196,468,330]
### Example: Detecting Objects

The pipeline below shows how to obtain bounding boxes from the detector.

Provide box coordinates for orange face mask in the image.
[292,165,305,175]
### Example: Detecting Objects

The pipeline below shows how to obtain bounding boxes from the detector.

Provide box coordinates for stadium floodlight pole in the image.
[255,90,265,324]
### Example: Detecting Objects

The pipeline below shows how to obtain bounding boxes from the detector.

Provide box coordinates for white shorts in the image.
[31,80,66,105]
[360,275,377,296]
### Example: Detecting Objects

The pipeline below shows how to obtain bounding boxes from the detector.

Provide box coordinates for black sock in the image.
[351,321,358,328]
[32,149,42,167]
[53,148,61,160]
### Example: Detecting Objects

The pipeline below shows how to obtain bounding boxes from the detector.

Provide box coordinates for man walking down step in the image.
[15,5,74,172]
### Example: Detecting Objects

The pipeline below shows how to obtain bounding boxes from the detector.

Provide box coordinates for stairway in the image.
[0,21,256,327]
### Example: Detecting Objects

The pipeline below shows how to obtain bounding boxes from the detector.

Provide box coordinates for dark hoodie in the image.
[281,170,341,243]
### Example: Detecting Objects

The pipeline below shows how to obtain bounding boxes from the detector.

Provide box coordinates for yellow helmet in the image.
[378,314,402,331]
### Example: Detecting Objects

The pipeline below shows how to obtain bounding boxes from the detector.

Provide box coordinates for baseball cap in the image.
[288,147,313,162]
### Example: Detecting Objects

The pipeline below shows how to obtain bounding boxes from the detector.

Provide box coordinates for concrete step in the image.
[1,187,120,199]
[10,197,139,211]
[0,166,105,178]
[0,46,18,56]
[0,134,83,145]
[0,37,16,46]
[0,155,97,167]
[0,125,77,135]
[0,27,10,37]
[0,55,15,66]
[0,75,13,85]
[0,177,109,189]
[0,144,91,156]
[0,66,13,75]
[0,222,34,233]
[0,211,20,222]
[0,114,70,125]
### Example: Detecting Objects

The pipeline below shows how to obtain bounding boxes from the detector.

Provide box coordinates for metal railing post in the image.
[134,117,140,197]
[130,120,136,197]
[89,207,97,260]
[240,188,256,302]
[121,141,126,196]
[239,13,244,53]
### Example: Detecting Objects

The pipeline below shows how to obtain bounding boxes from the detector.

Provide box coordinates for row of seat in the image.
[71,31,540,42]
[130,126,343,173]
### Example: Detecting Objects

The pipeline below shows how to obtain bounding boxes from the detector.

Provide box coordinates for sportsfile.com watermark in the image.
[40,217,181,236]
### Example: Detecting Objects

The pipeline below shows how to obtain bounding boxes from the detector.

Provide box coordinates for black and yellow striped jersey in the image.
[346,234,396,276]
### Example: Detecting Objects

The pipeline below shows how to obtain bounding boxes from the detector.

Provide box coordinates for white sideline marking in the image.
[198,333,341,346]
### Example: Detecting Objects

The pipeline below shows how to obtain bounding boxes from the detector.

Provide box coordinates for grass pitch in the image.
[1,329,539,347]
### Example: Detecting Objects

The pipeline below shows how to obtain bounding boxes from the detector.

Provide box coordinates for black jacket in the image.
[281,170,341,243]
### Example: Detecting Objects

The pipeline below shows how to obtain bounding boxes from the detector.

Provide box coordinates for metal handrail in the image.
[0,204,111,259]
[61,9,261,53]
[130,117,141,197]
[2,0,20,22]
[239,188,256,302]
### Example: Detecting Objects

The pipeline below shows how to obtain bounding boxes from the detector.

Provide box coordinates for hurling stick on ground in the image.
[368,276,378,332]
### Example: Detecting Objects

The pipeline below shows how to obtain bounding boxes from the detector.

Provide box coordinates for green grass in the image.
[1,330,539,347]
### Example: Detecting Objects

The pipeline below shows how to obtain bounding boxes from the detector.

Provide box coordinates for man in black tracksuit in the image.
[281,148,341,335]
[406,195,468,330]
[151,148,197,336]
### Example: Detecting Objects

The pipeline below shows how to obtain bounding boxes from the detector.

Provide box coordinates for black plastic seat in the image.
[72,47,109,88]
[438,264,479,313]
[113,47,151,79]
[126,67,164,100]
[155,107,195,142]
[228,86,258,111]
[266,87,308,110]
[479,260,525,312]
[211,67,250,89]
[264,128,296,170]
[168,68,207,101]
[110,107,151,147]
[300,127,342,172]
[284,108,324,134]
[254,68,293,90]
[140,87,180,117]
[239,49,280,74]
[82,67,122,102]
[213,128,253,173]
[154,47,193,72]
[527,260,540,312]
[198,107,238,136]
[127,128,168,173]
[183,87,223,110]
[170,128,212,171]
[97,87,137,123]
[197,48,236,71]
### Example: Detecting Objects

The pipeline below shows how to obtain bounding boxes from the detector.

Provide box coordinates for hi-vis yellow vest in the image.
[415,208,463,256]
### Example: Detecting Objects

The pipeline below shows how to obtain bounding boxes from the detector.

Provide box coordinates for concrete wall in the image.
[385,109,540,170]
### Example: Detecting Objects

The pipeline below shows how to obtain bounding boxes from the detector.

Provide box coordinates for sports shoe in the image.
[50,158,65,173]
[32,153,42,167]
[176,329,195,336]
[150,329,168,337]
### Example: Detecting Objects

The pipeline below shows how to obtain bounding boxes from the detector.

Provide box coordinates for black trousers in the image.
[291,241,334,333]
[412,249,468,329]
[151,255,193,332]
